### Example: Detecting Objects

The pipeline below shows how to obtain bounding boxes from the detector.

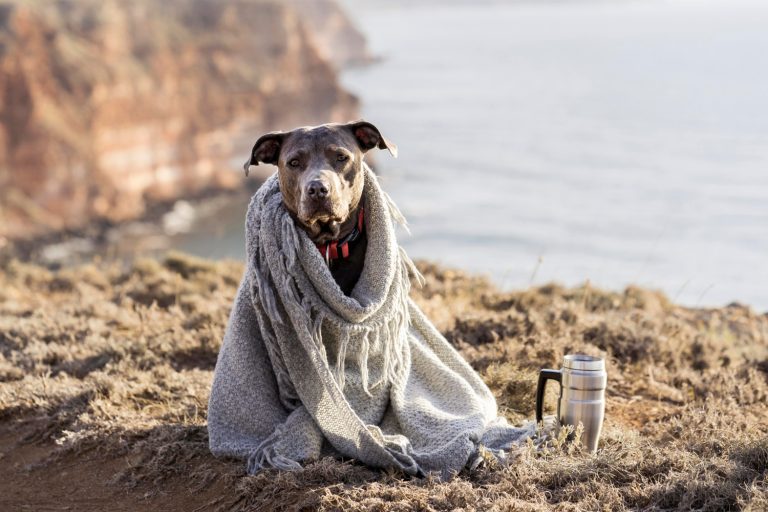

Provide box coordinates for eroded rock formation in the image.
[0,0,367,239]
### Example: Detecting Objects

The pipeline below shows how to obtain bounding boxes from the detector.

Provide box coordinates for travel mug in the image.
[535,354,607,453]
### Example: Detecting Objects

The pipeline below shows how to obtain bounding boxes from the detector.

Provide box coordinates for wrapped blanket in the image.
[207,165,533,479]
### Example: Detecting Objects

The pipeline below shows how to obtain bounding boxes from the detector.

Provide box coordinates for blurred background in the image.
[0,0,766,310]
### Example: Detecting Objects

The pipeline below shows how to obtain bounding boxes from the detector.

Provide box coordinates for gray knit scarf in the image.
[207,165,534,479]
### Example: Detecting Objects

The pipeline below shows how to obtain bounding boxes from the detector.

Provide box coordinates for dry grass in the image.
[1,252,766,511]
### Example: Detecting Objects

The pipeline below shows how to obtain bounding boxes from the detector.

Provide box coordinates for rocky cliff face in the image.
[0,0,366,240]
[288,0,370,68]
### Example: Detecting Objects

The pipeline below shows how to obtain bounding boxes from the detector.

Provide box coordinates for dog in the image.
[243,121,397,295]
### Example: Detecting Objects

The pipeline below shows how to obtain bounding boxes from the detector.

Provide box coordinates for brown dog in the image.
[244,121,397,295]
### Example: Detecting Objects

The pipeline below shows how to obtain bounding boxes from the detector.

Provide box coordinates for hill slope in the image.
[0,254,766,510]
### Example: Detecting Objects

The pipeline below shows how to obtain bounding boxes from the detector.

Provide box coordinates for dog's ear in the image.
[346,121,397,158]
[243,131,286,176]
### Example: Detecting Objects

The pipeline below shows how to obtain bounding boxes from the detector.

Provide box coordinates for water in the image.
[176,0,768,310]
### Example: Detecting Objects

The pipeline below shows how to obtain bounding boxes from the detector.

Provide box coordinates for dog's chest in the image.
[329,232,367,295]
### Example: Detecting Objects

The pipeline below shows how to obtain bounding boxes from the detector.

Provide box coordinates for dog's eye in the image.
[336,154,349,162]
[288,159,300,168]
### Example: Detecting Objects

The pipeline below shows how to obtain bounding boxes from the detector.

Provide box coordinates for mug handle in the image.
[536,369,562,423]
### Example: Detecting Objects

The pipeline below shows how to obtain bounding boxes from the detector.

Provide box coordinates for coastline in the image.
[0,180,264,268]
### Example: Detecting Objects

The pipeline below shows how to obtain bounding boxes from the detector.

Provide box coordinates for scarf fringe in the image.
[383,189,410,234]
[399,246,425,288]
[246,427,302,474]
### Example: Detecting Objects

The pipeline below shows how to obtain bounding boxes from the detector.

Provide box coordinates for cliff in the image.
[288,0,371,68]
[0,0,365,240]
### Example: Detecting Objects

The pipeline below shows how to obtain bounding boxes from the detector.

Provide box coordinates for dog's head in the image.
[244,121,397,244]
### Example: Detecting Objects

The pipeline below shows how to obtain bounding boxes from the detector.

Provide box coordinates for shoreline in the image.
[2,207,767,316]
[0,181,264,269]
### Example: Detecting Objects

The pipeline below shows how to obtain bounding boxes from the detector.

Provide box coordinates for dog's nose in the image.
[306,180,329,200]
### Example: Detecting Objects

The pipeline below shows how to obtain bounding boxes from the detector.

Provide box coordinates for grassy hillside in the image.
[0,253,766,510]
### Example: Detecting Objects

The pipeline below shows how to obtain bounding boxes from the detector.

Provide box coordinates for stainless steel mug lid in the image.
[563,354,604,371]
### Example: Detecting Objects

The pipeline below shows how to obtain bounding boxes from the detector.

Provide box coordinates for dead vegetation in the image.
[0,252,766,511]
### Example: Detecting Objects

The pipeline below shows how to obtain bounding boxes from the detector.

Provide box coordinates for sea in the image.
[172,0,768,310]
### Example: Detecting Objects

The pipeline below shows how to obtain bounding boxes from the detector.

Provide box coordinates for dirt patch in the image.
[1,253,767,511]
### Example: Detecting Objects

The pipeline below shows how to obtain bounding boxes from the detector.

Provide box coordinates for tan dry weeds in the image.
[0,252,767,511]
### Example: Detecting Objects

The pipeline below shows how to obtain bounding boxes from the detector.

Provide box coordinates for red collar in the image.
[316,206,365,261]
